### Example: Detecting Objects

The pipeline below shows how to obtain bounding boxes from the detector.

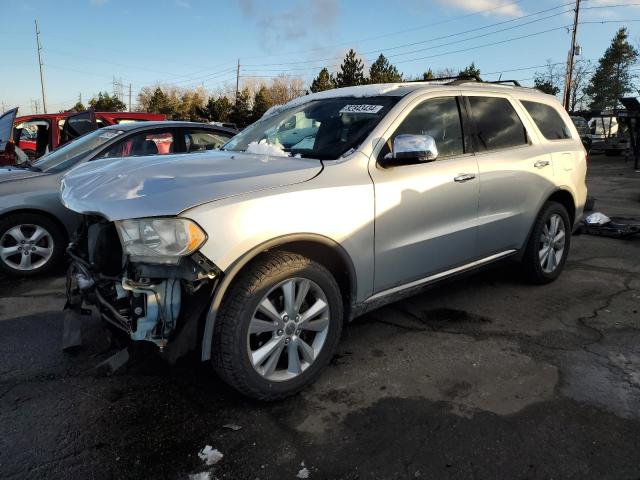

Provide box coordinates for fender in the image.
[517,187,576,261]
[200,233,357,361]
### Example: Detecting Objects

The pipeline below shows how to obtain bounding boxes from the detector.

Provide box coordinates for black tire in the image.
[522,201,571,284]
[212,251,343,401]
[0,213,66,277]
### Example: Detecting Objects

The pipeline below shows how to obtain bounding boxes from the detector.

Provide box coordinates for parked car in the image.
[0,108,166,165]
[61,81,587,400]
[570,115,591,152]
[0,121,237,277]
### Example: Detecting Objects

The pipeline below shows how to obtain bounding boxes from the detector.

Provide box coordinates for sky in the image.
[1,0,639,114]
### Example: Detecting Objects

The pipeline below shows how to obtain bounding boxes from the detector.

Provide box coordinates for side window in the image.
[15,120,50,158]
[184,129,233,153]
[468,96,528,151]
[521,101,572,140]
[96,130,175,159]
[389,96,465,159]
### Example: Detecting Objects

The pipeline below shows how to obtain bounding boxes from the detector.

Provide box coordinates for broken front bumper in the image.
[64,217,221,360]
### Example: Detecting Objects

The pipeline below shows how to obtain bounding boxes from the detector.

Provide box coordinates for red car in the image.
[0,108,165,165]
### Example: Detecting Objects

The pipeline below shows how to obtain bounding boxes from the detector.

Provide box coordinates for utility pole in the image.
[34,19,47,113]
[235,59,240,102]
[563,0,581,111]
[128,83,132,111]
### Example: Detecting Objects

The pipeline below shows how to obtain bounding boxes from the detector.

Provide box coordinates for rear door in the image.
[59,109,97,146]
[0,108,18,154]
[465,94,554,255]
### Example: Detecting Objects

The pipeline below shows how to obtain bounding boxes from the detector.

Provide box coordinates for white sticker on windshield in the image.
[339,104,384,114]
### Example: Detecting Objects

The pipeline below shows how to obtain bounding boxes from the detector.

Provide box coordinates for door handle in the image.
[534,160,550,168]
[454,173,476,183]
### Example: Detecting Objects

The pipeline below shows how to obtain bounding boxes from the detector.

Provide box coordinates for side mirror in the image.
[392,134,438,162]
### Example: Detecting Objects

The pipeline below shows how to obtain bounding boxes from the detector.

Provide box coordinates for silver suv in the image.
[62,81,587,400]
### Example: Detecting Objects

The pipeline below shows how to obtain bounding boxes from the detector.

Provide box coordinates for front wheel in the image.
[212,252,343,400]
[522,202,571,284]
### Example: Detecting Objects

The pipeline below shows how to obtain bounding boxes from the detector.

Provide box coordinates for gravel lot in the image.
[1,154,639,480]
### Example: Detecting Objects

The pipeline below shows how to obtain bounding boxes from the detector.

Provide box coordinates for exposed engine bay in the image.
[66,216,220,357]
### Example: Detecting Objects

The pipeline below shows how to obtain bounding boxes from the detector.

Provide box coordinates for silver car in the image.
[0,121,236,277]
[61,81,587,400]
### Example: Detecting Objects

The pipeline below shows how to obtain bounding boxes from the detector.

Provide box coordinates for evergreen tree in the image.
[423,69,434,80]
[310,68,336,92]
[335,49,365,88]
[88,91,126,112]
[368,54,403,84]
[202,96,233,122]
[585,28,638,109]
[533,77,559,96]
[458,62,480,79]
[145,88,172,116]
[251,86,273,122]
[70,101,85,112]
[230,88,252,128]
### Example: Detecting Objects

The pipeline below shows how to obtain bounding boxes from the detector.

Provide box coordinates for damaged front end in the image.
[65,215,220,360]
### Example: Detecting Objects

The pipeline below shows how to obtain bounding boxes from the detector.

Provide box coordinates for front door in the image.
[369,96,479,293]
[0,107,18,166]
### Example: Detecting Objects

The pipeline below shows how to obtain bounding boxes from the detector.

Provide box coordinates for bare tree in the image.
[533,60,563,97]
[570,59,592,111]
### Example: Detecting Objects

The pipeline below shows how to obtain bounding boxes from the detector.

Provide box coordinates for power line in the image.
[239,0,530,61]
[243,1,575,68]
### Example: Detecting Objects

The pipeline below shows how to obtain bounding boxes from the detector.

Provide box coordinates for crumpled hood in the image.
[61,150,323,221]
[0,167,47,183]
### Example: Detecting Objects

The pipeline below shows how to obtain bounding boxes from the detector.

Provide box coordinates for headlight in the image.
[115,217,206,264]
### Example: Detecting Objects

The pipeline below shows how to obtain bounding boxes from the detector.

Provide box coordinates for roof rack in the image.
[485,80,522,87]
[407,74,482,84]
[406,75,522,87]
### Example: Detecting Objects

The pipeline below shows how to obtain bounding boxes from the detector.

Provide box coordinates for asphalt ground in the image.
[1,154,639,480]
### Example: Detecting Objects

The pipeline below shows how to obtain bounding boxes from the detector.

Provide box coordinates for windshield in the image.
[33,128,124,172]
[223,96,399,160]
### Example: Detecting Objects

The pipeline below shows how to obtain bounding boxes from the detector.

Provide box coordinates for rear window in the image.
[468,96,528,151]
[522,101,572,140]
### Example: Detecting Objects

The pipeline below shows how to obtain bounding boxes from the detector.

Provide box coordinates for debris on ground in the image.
[188,472,211,480]
[222,424,242,431]
[198,445,223,466]
[585,212,611,225]
[580,212,640,238]
[93,348,129,376]
[297,461,310,479]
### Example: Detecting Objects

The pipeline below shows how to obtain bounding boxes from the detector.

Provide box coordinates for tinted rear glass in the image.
[522,101,572,140]
[468,96,528,151]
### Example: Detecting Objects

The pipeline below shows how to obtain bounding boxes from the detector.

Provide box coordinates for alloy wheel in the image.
[0,224,55,271]
[539,213,566,274]
[247,277,330,382]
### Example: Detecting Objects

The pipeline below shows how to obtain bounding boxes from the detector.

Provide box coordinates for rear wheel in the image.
[212,252,343,400]
[0,213,66,277]
[522,202,571,284]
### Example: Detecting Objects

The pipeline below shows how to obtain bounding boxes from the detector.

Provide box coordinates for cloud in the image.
[239,0,339,51]
[435,0,523,17]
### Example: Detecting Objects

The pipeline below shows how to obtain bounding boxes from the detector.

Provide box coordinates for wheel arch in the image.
[518,187,576,260]
[200,233,357,361]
